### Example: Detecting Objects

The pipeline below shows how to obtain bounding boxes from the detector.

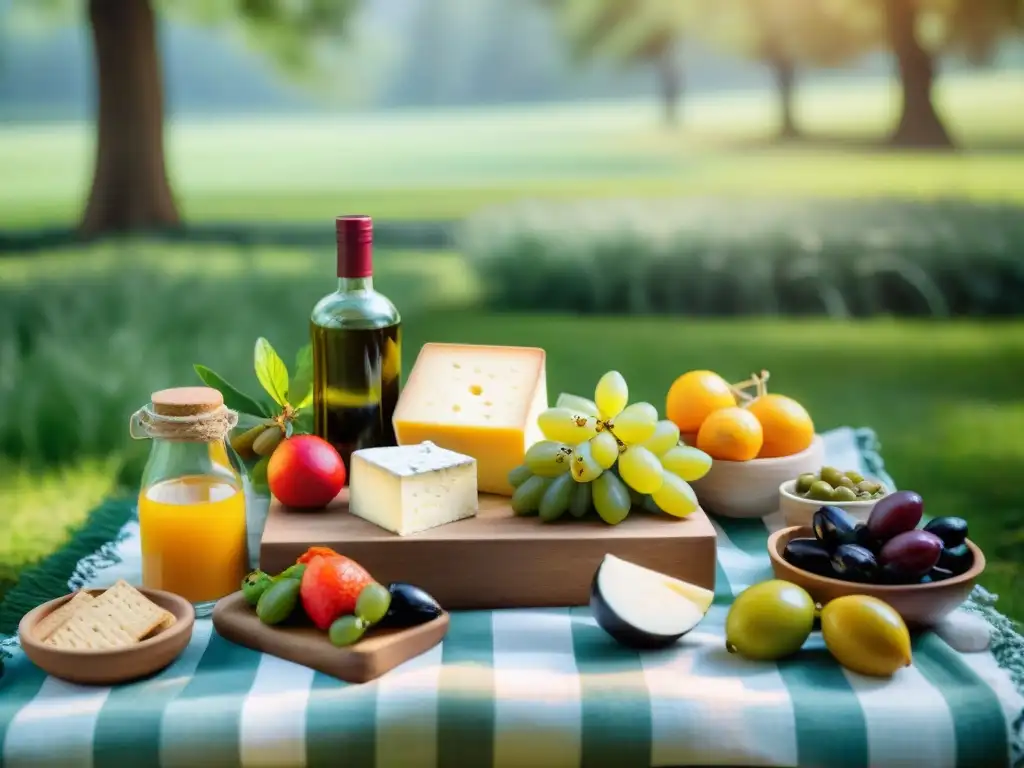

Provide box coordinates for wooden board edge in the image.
[359,613,450,683]
[211,593,450,684]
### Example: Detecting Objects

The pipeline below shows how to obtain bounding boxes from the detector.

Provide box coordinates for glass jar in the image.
[130,386,249,616]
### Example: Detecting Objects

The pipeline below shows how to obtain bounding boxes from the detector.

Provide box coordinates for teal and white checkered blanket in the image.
[1,427,1022,767]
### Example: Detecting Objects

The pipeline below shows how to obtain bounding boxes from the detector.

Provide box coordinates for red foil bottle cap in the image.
[336,215,373,278]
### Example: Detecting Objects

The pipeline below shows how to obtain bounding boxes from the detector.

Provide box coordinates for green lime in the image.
[726,580,815,661]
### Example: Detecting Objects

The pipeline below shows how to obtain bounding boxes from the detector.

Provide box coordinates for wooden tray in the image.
[212,591,449,684]
[260,491,717,610]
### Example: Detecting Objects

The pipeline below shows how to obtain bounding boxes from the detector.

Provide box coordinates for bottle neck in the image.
[338,276,373,293]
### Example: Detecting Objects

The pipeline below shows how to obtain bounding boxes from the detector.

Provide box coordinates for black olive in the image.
[783,537,836,577]
[830,543,878,583]
[937,543,973,576]
[923,517,968,549]
[812,505,858,551]
[380,582,443,628]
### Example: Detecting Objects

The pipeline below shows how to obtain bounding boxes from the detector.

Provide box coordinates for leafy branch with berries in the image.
[194,337,314,493]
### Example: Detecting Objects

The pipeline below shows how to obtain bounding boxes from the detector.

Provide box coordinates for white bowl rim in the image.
[778,477,890,507]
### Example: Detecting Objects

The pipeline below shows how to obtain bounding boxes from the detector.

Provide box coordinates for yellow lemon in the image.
[821,595,912,677]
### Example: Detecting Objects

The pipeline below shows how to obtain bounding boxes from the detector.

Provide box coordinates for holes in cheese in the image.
[392,343,548,495]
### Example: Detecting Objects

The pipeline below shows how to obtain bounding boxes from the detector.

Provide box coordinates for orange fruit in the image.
[696,407,763,462]
[666,370,737,434]
[746,394,814,458]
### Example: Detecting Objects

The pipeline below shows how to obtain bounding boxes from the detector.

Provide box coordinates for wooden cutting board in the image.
[260,491,717,610]
[212,591,449,684]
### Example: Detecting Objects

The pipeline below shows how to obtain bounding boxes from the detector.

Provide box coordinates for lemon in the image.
[725,580,815,660]
[821,595,912,677]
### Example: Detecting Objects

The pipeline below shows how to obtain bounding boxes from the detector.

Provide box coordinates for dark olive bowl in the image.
[768,526,985,628]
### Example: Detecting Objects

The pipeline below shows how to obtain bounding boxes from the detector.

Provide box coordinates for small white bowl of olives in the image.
[779,467,890,527]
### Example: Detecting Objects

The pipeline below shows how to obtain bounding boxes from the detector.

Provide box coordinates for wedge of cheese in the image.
[349,442,478,536]
[392,343,547,495]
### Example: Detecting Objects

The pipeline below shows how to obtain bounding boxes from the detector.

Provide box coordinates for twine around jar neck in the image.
[129,404,238,443]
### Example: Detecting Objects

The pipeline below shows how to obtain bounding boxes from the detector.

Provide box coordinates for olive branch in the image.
[193,337,314,492]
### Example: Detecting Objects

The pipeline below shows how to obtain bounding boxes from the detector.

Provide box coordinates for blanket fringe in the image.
[962,586,1024,767]
[858,427,1024,764]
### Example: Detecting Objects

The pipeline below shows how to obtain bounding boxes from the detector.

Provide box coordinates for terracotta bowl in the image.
[18,587,195,685]
[687,434,825,518]
[768,526,985,627]
[778,478,891,528]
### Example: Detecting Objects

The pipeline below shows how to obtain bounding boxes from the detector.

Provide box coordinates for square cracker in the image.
[46,608,137,650]
[88,580,173,641]
[33,591,96,642]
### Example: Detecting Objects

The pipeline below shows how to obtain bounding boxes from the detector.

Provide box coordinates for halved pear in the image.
[590,554,713,648]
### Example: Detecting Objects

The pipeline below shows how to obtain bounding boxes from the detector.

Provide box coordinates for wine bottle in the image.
[311,215,402,470]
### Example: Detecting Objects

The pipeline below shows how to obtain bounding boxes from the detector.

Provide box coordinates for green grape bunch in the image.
[508,371,714,525]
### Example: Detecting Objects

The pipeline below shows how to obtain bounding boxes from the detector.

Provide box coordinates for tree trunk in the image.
[80,0,180,236]
[655,45,682,128]
[771,57,798,140]
[885,0,954,149]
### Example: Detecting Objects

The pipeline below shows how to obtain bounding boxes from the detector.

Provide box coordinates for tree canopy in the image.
[545,0,1024,145]
[546,0,699,124]
[12,0,361,235]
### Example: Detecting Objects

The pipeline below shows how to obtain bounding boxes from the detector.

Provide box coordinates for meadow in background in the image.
[1,0,1022,622]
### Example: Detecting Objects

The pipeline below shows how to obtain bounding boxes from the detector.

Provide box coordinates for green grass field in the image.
[0,75,1022,624]
[1,73,1023,228]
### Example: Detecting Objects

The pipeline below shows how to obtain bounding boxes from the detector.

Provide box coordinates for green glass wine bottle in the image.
[310,216,401,471]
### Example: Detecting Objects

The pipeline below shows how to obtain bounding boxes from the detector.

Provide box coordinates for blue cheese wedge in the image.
[348,441,478,536]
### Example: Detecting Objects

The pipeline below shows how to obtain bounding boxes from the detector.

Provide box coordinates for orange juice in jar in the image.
[130,387,249,615]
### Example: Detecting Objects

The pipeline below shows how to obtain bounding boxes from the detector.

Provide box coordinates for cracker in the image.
[88,580,172,641]
[46,609,136,650]
[33,591,96,642]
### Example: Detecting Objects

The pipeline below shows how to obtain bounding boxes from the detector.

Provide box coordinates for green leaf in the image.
[288,344,314,409]
[254,337,290,407]
[194,364,271,418]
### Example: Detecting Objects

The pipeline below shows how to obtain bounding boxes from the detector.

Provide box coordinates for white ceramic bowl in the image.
[689,435,825,518]
[778,477,890,527]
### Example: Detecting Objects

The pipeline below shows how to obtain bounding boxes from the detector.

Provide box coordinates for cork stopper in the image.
[150,387,224,418]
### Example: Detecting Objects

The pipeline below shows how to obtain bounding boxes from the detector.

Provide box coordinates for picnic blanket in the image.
[1,427,1022,768]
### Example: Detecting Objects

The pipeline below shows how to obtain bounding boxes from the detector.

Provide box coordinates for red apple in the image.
[267,435,346,509]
